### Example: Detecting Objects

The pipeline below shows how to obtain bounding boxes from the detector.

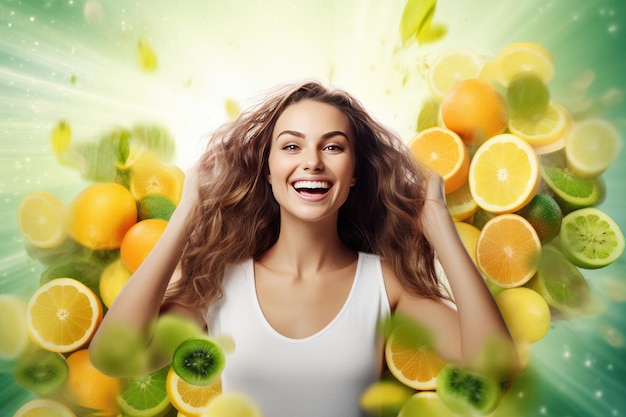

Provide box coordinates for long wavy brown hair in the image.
[164,81,449,318]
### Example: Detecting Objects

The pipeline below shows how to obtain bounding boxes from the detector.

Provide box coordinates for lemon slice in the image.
[508,101,569,148]
[565,118,622,178]
[494,42,555,86]
[427,49,483,101]
[17,191,67,249]
[469,134,540,214]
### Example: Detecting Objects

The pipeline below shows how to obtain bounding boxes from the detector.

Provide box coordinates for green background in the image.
[1,0,624,416]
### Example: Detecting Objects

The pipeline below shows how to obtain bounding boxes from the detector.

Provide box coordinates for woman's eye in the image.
[325,145,344,152]
[282,144,299,151]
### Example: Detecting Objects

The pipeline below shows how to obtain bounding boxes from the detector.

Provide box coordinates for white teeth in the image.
[293,180,330,190]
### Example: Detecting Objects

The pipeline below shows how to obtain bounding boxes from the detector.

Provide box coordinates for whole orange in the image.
[441,78,508,146]
[69,183,137,250]
[63,349,121,417]
[120,218,168,272]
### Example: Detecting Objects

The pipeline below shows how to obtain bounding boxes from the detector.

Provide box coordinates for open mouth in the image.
[292,180,332,195]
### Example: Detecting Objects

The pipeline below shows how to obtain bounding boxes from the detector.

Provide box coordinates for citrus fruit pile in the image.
[376,41,624,417]
[9,125,219,416]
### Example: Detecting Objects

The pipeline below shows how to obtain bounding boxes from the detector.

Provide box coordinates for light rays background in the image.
[1,0,625,416]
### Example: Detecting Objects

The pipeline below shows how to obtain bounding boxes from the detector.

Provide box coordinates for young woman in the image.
[91,81,516,416]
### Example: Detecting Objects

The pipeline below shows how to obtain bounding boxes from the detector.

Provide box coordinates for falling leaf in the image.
[225,98,241,121]
[399,0,437,44]
[50,120,72,154]
[138,39,158,72]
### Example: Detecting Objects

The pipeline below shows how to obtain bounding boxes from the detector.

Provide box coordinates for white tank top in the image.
[206,252,391,417]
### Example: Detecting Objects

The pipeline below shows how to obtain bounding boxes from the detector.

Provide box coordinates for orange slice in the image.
[129,153,184,204]
[385,324,447,390]
[167,367,222,417]
[469,134,540,214]
[26,278,103,353]
[476,214,541,288]
[408,127,469,194]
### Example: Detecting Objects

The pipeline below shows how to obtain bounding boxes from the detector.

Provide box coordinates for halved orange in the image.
[469,134,540,214]
[26,278,103,353]
[166,367,222,417]
[385,324,447,390]
[476,214,541,288]
[408,127,469,194]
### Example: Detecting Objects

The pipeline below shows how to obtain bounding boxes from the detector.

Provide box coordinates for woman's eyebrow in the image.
[276,130,349,140]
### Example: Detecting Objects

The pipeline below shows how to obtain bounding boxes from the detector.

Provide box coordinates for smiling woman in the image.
[90,80,517,417]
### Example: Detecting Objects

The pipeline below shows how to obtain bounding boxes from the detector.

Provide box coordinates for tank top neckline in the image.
[248,252,364,343]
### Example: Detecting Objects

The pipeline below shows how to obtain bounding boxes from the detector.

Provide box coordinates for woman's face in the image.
[267,99,357,224]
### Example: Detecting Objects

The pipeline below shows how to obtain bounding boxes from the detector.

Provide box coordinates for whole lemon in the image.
[69,183,137,250]
[495,287,551,343]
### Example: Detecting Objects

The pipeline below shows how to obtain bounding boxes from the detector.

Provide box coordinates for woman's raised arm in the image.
[89,162,202,376]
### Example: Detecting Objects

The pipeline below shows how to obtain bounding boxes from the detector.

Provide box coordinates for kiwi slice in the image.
[13,347,68,396]
[436,363,502,416]
[172,337,225,386]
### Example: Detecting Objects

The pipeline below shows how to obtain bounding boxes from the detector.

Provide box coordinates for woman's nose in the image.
[302,148,324,171]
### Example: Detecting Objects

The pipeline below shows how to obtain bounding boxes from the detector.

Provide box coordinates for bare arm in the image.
[390,173,518,375]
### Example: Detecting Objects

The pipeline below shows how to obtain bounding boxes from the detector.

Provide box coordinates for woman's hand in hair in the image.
[177,160,202,213]
[419,172,452,241]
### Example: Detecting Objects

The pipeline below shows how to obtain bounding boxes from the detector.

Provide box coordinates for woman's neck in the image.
[260,216,355,278]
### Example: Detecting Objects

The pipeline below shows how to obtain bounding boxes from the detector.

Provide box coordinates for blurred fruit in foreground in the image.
[167,366,222,417]
[27,278,103,353]
[117,365,172,417]
[13,346,68,396]
[476,214,541,288]
[528,245,592,318]
[565,118,622,178]
[398,391,456,417]
[496,287,551,343]
[64,349,122,417]
[469,134,540,214]
[0,294,29,359]
[88,322,148,378]
[149,313,204,365]
[385,321,447,390]
[120,218,168,272]
[201,392,263,417]
[515,193,562,243]
[493,42,555,86]
[69,182,137,250]
[427,49,483,101]
[436,363,502,417]
[408,127,469,194]
[12,398,76,417]
[360,380,414,417]
[559,207,625,269]
[17,191,67,249]
[441,78,508,146]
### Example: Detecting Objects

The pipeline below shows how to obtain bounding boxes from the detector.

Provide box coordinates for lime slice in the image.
[117,365,172,417]
[565,118,622,178]
[528,245,591,317]
[559,207,625,269]
[541,166,600,212]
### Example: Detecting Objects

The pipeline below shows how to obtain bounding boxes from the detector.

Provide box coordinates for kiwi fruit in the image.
[436,363,502,416]
[172,337,225,386]
[13,346,68,395]
[149,313,203,365]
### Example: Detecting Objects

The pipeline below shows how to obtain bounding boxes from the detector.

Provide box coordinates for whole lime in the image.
[137,194,176,221]
[515,193,562,243]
